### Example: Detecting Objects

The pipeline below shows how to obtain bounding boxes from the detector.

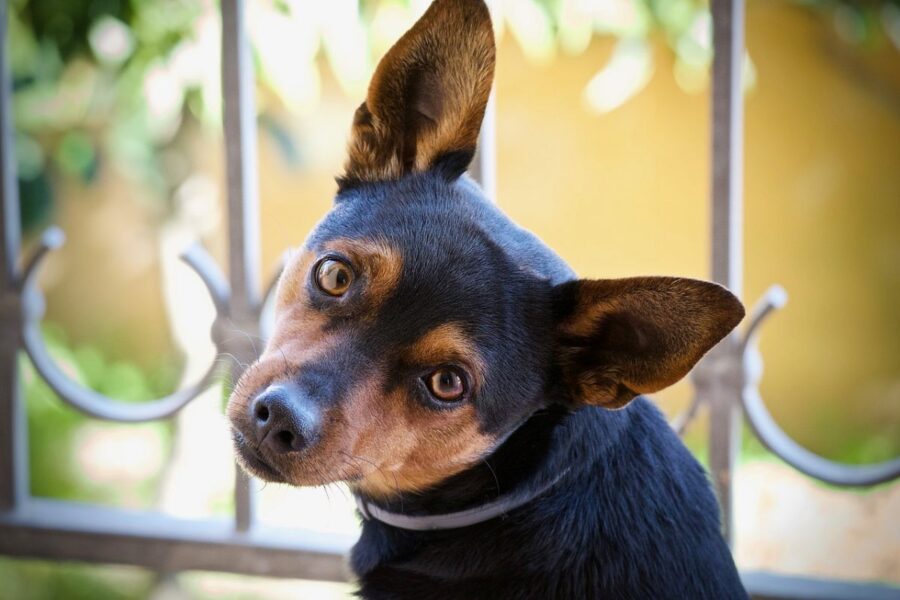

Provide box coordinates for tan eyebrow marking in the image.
[273,237,402,317]
[316,237,403,314]
[407,322,486,388]
[332,237,402,308]
[274,249,316,310]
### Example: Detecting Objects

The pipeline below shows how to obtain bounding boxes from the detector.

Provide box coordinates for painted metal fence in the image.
[0,0,898,597]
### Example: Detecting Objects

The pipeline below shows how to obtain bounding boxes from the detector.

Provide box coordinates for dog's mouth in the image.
[231,430,286,483]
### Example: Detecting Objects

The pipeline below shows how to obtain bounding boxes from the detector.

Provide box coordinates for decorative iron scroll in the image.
[682,285,900,488]
[739,286,900,487]
[19,229,220,422]
[16,227,285,424]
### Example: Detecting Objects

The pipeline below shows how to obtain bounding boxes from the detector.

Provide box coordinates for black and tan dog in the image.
[227,0,747,597]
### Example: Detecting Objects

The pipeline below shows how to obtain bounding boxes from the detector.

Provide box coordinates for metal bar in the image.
[0,0,27,512]
[0,0,17,289]
[743,571,900,600]
[8,501,900,597]
[233,469,256,533]
[707,0,745,547]
[221,0,262,533]
[470,92,497,200]
[467,0,496,199]
[710,0,744,295]
[222,0,261,315]
[0,499,352,581]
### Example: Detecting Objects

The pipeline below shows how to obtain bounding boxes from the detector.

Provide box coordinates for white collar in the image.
[355,467,570,531]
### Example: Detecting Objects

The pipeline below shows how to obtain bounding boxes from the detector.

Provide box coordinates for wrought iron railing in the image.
[0,0,897,597]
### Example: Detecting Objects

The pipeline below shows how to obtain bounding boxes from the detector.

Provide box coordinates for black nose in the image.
[250,384,318,454]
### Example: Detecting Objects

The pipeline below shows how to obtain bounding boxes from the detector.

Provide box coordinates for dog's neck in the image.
[352,403,628,523]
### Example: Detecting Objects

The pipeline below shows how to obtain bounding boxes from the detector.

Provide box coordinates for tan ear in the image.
[342,0,495,184]
[553,277,745,409]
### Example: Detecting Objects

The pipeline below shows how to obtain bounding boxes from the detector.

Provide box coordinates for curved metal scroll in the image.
[18,227,229,423]
[740,285,900,487]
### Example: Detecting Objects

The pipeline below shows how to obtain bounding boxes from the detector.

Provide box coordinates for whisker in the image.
[224,318,260,357]
[278,346,290,374]
[217,353,250,370]
[218,331,267,344]
[319,470,332,503]
[332,482,350,502]
[480,457,501,498]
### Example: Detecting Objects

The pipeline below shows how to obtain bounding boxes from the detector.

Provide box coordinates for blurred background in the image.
[2,0,899,597]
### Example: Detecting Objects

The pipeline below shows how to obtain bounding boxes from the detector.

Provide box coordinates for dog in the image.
[227,0,748,597]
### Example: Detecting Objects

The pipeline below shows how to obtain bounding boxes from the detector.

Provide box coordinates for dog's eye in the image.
[425,367,466,402]
[316,258,354,296]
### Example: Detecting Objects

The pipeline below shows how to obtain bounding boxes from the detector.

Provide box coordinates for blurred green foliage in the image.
[23,323,177,504]
[10,0,208,231]
[0,559,153,600]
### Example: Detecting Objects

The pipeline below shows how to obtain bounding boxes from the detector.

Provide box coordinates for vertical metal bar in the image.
[221,0,260,533]
[0,2,16,286]
[0,0,27,512]
[222,0,261,316]
[708,0,745,546]
[711,0,744,294]
[470,92,497,201]
[468,0,496,199]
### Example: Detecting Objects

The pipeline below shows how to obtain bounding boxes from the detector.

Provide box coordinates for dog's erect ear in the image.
[552,277,745,409]
[341,0,495,184]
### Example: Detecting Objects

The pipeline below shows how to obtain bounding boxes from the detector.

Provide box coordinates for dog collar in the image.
[355,467,571,531]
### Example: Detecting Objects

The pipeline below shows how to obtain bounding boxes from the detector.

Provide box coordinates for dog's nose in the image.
[251,384,318,454]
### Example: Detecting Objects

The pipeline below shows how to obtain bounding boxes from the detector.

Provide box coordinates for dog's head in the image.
[227,0,744,499]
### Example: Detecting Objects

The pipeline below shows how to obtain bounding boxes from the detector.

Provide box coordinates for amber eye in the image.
[425,367,467,402]
[315,258,354,296]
